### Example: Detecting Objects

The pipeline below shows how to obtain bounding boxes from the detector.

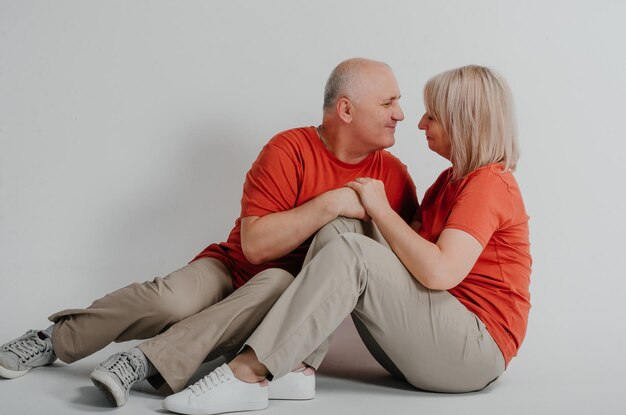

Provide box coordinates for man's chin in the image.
[382,136,396,148]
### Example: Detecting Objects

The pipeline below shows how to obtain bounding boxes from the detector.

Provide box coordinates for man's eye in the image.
[382,102,392,108]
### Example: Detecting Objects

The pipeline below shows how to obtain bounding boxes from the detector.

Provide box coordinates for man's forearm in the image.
[240,193,340,265]
[241,186,367,264]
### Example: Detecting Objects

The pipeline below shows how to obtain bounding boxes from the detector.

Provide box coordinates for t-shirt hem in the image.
[443,223,489,247]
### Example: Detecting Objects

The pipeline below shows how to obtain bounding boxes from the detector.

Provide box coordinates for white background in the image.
[1,1,625,414]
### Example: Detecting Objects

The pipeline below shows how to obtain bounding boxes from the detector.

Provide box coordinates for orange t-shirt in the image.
[418,164,532,365]
[194,127,418,289]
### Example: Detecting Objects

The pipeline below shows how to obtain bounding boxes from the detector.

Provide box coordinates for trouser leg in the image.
[48,258,233,364]
[246,233,504,392]
[347,237,505,392]
[138,268,294,393]
[245,233,375,378]
[299,217,389,368]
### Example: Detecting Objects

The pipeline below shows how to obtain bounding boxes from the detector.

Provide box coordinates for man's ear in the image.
[336,97,353,123]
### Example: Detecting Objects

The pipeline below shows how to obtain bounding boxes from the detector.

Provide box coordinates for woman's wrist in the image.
[370,204,395,224]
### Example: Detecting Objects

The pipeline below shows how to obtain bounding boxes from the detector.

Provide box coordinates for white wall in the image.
[1,0,625,410]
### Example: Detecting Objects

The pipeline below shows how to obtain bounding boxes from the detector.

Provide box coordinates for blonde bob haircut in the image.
[424,65,519,181]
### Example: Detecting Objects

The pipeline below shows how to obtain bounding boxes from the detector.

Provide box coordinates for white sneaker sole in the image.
[0,365,30,379]
[268,370,315,400]
[90,369,126,407]
[162,398,268,415]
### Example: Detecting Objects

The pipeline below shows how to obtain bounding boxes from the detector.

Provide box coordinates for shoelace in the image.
[2,331,50,363]
[189,366,231,396]
[103,352,146,389]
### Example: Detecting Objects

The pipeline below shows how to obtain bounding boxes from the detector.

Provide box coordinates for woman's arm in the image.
[347,178,483,290]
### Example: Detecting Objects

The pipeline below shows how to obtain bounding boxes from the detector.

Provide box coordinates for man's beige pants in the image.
[48,259,294,393]
[245,218,506,393]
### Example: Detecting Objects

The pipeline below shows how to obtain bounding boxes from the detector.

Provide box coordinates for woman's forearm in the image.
[372,208,482,290]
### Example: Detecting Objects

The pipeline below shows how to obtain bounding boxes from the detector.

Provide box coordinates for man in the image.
[0,58,417,407]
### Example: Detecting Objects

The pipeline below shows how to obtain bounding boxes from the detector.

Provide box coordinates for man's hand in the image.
[326,187,370,221]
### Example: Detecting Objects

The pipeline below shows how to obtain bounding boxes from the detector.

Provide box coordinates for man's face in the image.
[348,66,404,152]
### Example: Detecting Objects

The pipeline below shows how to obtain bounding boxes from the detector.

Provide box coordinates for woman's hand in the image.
[345,177,392,222]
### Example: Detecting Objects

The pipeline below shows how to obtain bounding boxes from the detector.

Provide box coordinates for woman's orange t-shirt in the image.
[418,164,532,365]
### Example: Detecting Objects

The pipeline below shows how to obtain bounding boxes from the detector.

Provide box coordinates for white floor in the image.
[0,318,622,415]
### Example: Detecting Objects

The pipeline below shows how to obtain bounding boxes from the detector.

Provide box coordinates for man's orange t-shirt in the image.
[194,127,418,289]
[418,163,532,365]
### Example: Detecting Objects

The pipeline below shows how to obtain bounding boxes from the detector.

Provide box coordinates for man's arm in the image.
[241,187,366,264]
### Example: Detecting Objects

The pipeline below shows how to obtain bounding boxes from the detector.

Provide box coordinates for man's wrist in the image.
[316,190,342,219]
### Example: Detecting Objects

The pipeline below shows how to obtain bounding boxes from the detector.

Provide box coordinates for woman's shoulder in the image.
[465,163,519,190]
[463,164,526,221]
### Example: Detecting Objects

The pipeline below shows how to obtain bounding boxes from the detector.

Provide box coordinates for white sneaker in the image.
[0,330,56,379]
[162,364,268,415]
[268,367,315,400]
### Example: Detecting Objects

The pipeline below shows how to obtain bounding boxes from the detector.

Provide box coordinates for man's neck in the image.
[317,124,372,164]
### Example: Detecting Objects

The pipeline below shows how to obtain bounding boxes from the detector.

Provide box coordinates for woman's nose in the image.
[418,114,427,130]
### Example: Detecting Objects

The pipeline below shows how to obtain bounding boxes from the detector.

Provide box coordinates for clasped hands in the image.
[334,177,392,222]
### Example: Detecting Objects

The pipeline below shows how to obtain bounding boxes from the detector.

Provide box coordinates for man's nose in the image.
[393,104,405,121]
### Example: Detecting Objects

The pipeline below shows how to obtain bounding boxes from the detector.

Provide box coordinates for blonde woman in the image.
[162,65,532,415]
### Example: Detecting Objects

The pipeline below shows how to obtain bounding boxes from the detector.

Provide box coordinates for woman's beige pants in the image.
[245,218,505,393]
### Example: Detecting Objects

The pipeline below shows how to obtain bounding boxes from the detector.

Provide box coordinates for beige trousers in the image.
[49,258,293,393]
[246,218,506,393]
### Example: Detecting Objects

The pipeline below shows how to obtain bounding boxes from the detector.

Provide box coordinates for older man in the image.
[0,58,417,407]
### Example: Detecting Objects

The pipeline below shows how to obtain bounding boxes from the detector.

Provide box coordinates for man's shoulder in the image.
[267,126,316,149]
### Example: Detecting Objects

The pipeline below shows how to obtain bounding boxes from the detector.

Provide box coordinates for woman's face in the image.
[418,112,451,160]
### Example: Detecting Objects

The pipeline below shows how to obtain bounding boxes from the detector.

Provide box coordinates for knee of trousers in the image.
[326,216,364,229]
[246,268,294,300]
[315,217,365,243]
[317,233,373,282]
[130,279,199,324]
[96,277,206,327]
[334,232,379,257]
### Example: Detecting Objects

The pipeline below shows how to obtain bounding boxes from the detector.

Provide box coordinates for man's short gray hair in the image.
[323,58,390,110]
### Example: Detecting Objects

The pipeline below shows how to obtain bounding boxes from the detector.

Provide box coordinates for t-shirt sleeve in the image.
[445,172,513,247]
[240,143,300,218]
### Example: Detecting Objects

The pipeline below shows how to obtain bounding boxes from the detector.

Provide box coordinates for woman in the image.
[162,65,532,415]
